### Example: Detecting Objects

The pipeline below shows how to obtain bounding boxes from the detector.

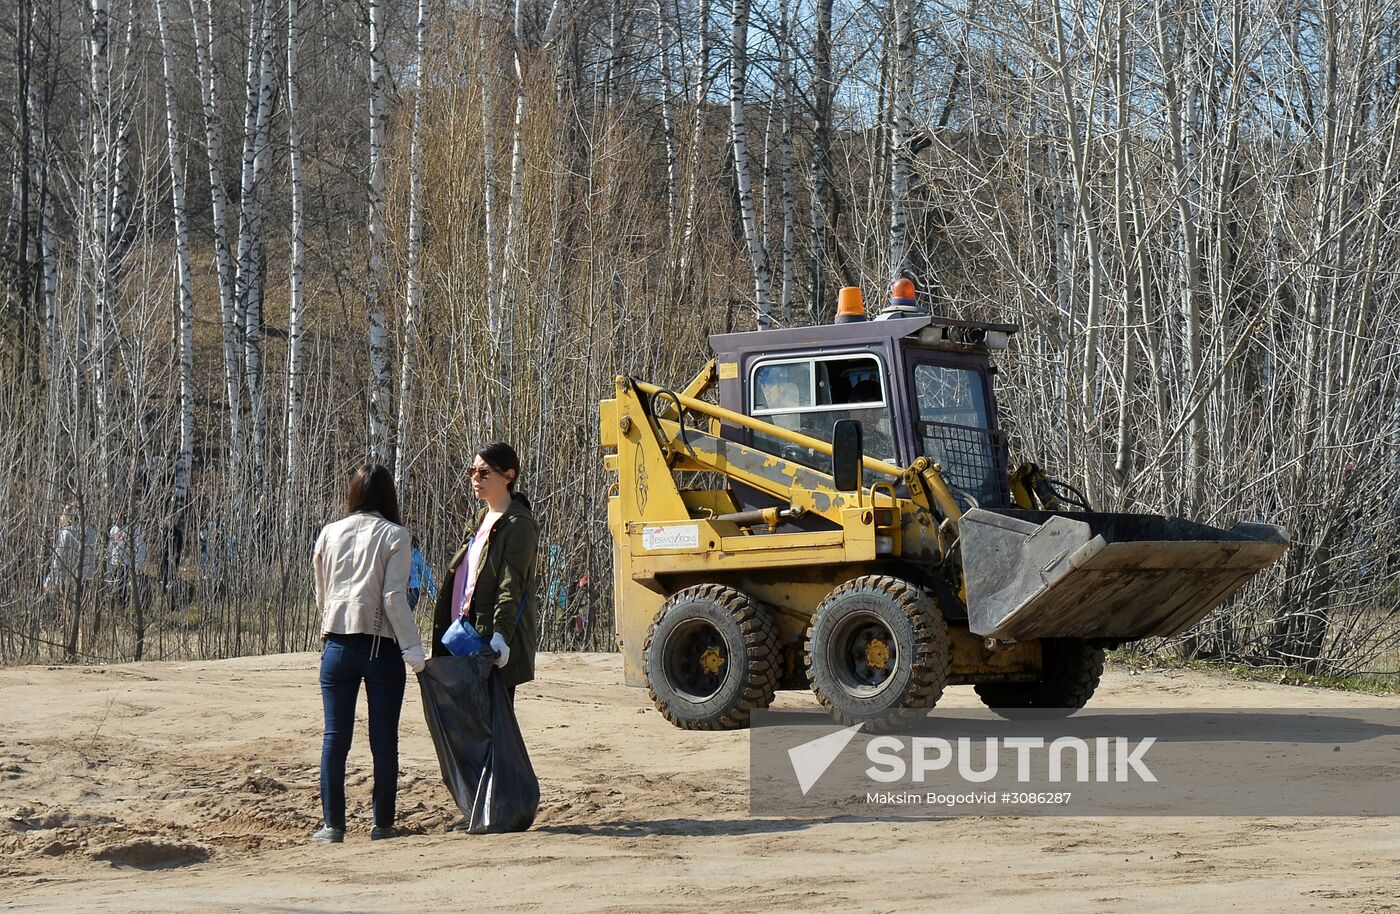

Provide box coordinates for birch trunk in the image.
[809,0,833,319]
[236,0,276,475]
[1051,0,1105,484]
[88,0,113,478]
[366,0,393,462]
[497,0,528,378]
[729,0,773,325]
[677,0,711,286]
[285,0,306,522]
[1153,4,1206,513]
[777,0,794,321]
[888,0,914,285]
[394,0,429,490]
[188,0,242,472]
[154,0,196,537]
[656,0,679,242]
[1111,2,1139,490]
[480,9,500,341]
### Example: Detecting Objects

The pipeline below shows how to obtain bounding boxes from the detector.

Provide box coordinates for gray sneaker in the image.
[312,825,345,844]
[370,826,397,841]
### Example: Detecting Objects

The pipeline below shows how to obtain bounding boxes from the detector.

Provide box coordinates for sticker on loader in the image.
[641,524,700,551]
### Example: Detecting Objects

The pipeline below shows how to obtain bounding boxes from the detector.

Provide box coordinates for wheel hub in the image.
[825,611,901,693]
[662,618,730,702]
[864,638,890,671]
[699,645,726,675]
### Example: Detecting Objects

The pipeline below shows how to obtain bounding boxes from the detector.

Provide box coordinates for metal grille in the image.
[922,424,1002,509]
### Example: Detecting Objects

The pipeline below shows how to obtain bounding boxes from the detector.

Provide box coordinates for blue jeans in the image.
[320,633,406,829]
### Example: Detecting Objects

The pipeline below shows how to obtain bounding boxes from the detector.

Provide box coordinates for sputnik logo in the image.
[787,722,865,796]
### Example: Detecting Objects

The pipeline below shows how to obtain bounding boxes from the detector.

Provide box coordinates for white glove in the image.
[489,632,510,668]
[402,645,426,673]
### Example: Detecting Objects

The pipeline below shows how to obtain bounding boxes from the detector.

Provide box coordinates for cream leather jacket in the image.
[313,512,423,652]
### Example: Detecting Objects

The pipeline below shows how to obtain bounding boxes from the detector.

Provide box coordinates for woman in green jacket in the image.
[431,442,540,699]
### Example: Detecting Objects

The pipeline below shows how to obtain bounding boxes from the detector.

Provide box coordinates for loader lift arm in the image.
[602,369,968,558]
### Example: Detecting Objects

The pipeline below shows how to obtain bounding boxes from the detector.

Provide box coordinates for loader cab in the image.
[710,301,1017,511]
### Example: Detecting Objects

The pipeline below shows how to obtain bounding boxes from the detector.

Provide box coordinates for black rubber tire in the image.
[974,639,1105,720]
[804,575,950,730]
[644,584,780,730]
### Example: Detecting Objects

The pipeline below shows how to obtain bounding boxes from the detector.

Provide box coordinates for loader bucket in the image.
[960,508,1289,642]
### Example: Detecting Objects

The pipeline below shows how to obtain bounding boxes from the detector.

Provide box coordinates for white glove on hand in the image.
[489,632,510,668]
[402,645,426,673]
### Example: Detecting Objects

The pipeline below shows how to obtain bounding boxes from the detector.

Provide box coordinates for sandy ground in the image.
[1,652,1396,914]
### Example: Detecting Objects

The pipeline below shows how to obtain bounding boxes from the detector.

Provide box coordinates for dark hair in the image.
[475,442,521,492]
[346,463,402,526]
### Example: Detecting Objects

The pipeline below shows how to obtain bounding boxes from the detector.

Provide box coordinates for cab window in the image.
[750,354,896,466]
[911,361,1000,507]
[913,363,989,428]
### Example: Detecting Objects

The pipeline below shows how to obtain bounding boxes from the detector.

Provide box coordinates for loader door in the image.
[906,356,1009,509]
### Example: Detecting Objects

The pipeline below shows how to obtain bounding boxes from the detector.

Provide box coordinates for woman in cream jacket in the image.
[311,464,425,844]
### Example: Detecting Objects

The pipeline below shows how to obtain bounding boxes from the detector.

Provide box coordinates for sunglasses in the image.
[468,466,495,480]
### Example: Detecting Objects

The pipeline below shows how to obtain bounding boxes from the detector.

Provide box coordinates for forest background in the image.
[1,0,1396,681]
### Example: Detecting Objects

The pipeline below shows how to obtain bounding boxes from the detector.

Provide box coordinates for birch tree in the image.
[776,0,795,321]
[1152,2,1206,514]
[729,0,772,325]
[809,0,833,318]
[394,0,429,490]
[153,0,196,574]
[677,0,712,288]
[888,0,915,286]
[87,0,114,478]
[188,0,243,471]
[495,0,562,396]
[366,0,392,462]
[235,0,277,475]
[285,0,306,523]
[479,6,500,373]
[656,0,679,242]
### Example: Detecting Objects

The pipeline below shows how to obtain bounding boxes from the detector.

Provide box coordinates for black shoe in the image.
[312,825,345,844]
[444,817,469,833]
[370,826,397,841]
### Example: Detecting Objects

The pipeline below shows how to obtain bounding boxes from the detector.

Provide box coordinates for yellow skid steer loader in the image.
[599,284,1288,730]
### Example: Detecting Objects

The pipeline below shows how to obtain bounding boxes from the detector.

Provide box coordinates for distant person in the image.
[407,535,437,612]
[432,442,540,706]
[198,520,221,577]
[311,464,426,845]
[106,514,148,599]
[44,501,99,595]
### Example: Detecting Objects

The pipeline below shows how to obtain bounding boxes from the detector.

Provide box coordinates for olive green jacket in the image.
[431,493,540,687]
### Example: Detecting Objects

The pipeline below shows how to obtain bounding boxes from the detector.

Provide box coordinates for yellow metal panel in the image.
[719,530,846,552]
[627,541,857,580]
[599,398,618,449]
[611,495,667,687]
[614,380,691,524]
[718,361,739,380]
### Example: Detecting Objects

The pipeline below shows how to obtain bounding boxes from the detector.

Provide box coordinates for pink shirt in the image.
[452,512,502,623]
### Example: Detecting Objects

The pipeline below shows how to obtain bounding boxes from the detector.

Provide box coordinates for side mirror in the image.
[832,419,864,492]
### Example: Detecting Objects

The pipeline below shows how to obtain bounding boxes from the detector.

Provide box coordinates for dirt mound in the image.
[234,774,287,794]
[90,838,210,869]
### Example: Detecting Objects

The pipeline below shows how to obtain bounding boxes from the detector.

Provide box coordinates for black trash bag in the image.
[418,651,539,833]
